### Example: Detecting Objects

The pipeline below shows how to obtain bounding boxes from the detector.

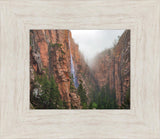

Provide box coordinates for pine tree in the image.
[121,87,130,109]
[32,74,64,109]
[91,83,118,109]
[78,80,88,108]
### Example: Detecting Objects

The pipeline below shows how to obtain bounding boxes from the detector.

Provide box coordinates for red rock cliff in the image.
[92,30,130,106]
[69,32,98,102]
[30,30,81,109]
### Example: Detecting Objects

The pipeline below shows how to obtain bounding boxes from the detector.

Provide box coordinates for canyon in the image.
[92,30,130,106]
[30,30,130,109]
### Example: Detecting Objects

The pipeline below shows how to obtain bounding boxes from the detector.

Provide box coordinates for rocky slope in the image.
[30,30,82,109]
[92,30,130,106]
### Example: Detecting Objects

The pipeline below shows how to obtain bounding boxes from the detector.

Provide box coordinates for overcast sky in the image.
[71,30,124,63]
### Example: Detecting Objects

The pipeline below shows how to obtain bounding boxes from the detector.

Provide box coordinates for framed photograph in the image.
[0,0,160,138]
[30,29,130,110]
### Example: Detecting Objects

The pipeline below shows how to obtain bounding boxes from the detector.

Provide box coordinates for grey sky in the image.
[71,30,124,63]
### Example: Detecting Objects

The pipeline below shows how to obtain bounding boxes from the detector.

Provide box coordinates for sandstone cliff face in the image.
[69,33,98,102]
[92,30,130,106]
[30,30,81,109]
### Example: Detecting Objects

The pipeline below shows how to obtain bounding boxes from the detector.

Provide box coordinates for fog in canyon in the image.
[71,30,124,65]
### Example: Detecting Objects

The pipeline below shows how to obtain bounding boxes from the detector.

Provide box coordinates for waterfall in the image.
[68,32,79,88]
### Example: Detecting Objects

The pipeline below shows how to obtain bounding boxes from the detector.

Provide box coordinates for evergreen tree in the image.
[92,102,98,109]
[32,74,64,109]
[78,80,88,108]
[91,83,118,109]
[48,76,62,108]
[121,87,130,109]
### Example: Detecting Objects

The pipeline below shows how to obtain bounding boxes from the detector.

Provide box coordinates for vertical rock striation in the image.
[92,30,130,106]
[69,32,98,103]
[30,30,81,108]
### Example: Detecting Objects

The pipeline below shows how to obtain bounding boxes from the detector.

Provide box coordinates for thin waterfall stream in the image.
[68,33,79,88]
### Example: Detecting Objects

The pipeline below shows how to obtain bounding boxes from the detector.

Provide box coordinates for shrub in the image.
[78,80,87,106]
[92,102,98,109]
[61,49,65,54]
[49,42,62,48]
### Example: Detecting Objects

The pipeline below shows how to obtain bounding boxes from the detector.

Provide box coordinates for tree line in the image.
[89,84,130,109]
[31,74,67,109]
[30,73,130,109]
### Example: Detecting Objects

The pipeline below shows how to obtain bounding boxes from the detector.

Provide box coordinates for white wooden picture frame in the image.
[0,0,160,138]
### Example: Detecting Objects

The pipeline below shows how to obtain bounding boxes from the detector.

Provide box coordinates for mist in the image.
[71,30,124,65]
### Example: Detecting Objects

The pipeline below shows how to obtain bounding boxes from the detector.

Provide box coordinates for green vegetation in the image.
[49,42,65,56]
[49,42,62,48]
[90,84,118,109]
[31,74,67,109]
[61,49,65,55]
[82,103,88,109]
[121,87,130,109]
[31,71,129,109]
[89,102,97,109]
[77,80,88,109]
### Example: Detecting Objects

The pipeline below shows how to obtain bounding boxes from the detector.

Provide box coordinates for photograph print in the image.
[30,30,130,109]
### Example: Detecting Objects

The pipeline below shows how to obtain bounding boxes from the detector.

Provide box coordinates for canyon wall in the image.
[92,30,130,106]
[30,30,82,109]
[69,33,97,101]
